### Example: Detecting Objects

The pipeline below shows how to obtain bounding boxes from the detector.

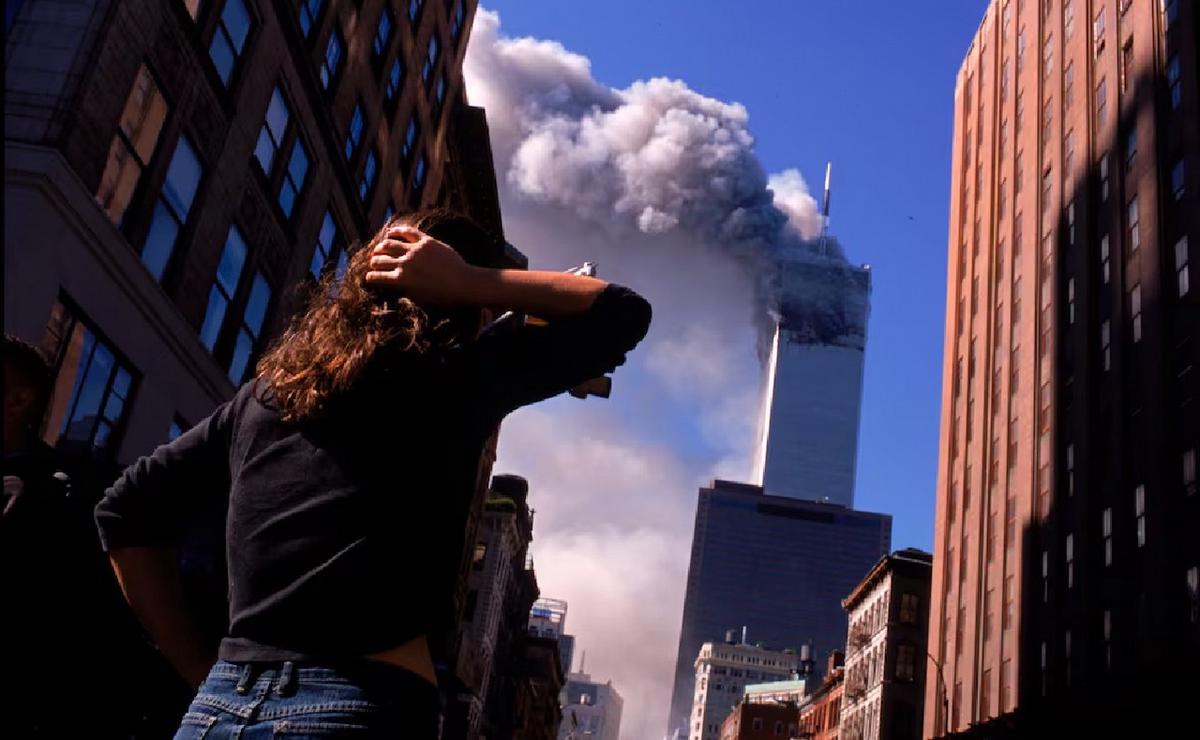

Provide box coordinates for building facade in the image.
[667,481,892,738]
[743,677,810,708]
[558,671,624,740]
[718,702,800,740]
[797,652,845,740]
[530,596,577,678]
[752,254,871,507]
[927,0,1199,736]
[451,474,539,739]
[685,637,804,740]
[839,549,931,740]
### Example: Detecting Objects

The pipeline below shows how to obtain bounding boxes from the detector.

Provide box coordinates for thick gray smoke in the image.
[464,10,847,738]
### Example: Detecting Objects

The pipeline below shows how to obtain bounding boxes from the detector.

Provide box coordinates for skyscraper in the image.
[753,254,871,506]
[927,1,1198,735]
[666,481,891,738]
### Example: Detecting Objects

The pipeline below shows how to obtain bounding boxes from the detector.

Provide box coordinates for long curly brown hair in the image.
[256,208,503,423]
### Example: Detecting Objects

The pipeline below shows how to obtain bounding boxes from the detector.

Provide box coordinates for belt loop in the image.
[277,660,298,697]
[235,664,255,695]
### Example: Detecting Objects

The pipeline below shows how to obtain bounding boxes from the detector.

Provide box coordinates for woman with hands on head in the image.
[95,209,652,738]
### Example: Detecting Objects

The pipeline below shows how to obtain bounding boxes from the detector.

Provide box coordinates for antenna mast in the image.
[820,161,832,256]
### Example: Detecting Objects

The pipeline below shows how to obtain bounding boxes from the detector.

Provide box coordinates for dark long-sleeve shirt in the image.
[95,284,651,662]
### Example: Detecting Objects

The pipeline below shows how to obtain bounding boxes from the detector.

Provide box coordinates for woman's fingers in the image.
[365,267,404,285]
[386,224,422,242]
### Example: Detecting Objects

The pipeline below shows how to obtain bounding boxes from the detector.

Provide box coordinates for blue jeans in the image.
[173,660,440,738]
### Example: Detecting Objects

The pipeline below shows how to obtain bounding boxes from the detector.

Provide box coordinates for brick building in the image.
[718,701,799,740]
[797,651,844,740]
[928,0,1199,736]
[4,0,522,734]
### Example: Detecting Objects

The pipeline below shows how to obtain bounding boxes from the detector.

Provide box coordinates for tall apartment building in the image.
[5,0,507,479]
[667,480,891,738]
[927,0,1198,735]
[685,637,803,740]
[839,548,931,740]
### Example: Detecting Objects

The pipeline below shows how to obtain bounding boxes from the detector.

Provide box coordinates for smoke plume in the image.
[465,9,843,737]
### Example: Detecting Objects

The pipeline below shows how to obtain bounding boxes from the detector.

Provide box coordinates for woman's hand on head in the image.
[365,225,482,307]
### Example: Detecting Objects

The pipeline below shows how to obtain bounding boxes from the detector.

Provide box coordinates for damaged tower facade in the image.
[752,251,872,506]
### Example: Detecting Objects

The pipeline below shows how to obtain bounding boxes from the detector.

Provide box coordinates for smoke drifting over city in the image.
[465,9,854,737]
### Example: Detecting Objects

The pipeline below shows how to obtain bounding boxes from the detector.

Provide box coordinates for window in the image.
[372,7,392,62]
[408,0,423,23]
[402,115,419,164]
[143,136,202,281]
[41,299,136,460]
[1064,130,1076,175]
[1096,77,1108,121]
[421,35,439,86]
[1134,484,1146,548]
[896,645,916,681]
[209,0,252,86]
[1041,167,1052,216]
[97,64,169,225]
[386,57,405,107]
[1103,507,1113,565]
[199,225,247,350]
[1063,61,1074,110]
[899,593,919,624]
[450,0,465,44]
[1042,34,1053,79]
[1016,89,1025,134]
[1120,38,1133,94]
[1099,152,1110,201]
[1128,196,1140,252]
[1068,278,1075,324]
[1093,7,1106,55]
[1177,237,1191,298]
[472,542,487,570]
[1131,283,1142,342]
[1167,56,1182,110]
[321,27,344,89]
[227,272,270,384]
[1189,567,1200,625]
[1017,27,1027,71]
[345,103,365,161]
[1004,574,1014,627]
[1172,159,1185,201]
[1100,233,1110,283]
[1066,533,1075,588]
[298,0,323,37]
[1042,549,1049,602]
[359,149,378,202]
[1125,128,1137,172]
[1066,443,1074,495]
[279,138,309,219]
[255,86,290,173]
[1041,99,1052,149]
[1064,0,1074,39]
[310,210,344,278]
[1102,319,1111,370]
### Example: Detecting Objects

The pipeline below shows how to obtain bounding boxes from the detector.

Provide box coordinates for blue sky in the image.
[484,0,991,554]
